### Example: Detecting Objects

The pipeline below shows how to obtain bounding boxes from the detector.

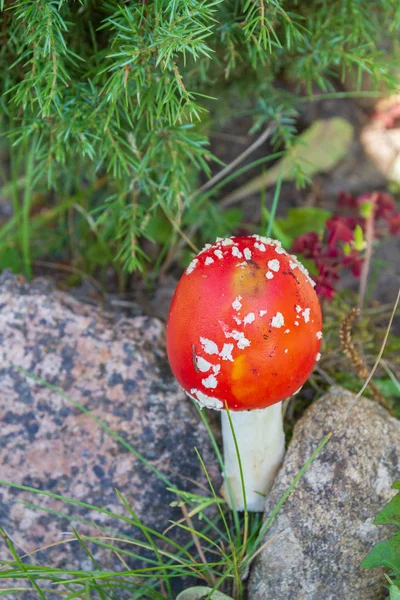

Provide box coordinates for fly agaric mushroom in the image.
[166,235,322,511]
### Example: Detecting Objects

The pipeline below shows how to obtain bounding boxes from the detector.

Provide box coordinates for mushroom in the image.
[166,235,322,511]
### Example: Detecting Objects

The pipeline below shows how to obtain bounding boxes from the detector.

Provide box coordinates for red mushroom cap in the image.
[166,236,322,411]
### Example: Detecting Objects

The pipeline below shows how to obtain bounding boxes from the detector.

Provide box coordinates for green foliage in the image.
[275,207,332,245]
[1,0,399,276]
[376,378,400,399]
[361,482,400,597]
[389,579,400,600]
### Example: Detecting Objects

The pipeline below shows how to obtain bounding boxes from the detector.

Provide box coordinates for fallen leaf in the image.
[221,118,354,206]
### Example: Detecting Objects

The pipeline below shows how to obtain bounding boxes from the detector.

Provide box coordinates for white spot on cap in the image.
[302,308,310,323]
[244,247,252,261]
[237,336,251,349]
[202,374,218,389]
[285,349,288,354]
[294,321,299,326]
[205,257,214,266]
[289,261,298,270]
[233,315,242,325]
[236,261,247,268]
[186,259,198,275]
[213,364,221,374]
[271,312,285,328]
[268,259,280,272]
[284,329,290,334]
[254,242,266,252]
[199,243,212,254]
[253,235,282,250]
[316,331,322,340]
[196,356,213,372]
[259,310,267,317]
[232,296,242,311]
[290,254,316,287]
[316,352,321,361]
[295,305,302,313]
[200,337,219,355]
[266,271,274,280]
[232,246,243,258]
[214,250,223,260]
[220,343,234,362]
[224,328,250,349]
[243,312,255,325]
[275,246,285,254]
[221,238,234,246]
[189,389,223,410]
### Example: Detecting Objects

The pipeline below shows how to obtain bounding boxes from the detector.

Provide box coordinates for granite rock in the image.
[0,272,220,592]
[248,387,400,600]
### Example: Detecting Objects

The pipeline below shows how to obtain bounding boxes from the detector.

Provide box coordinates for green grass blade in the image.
[194,449,242,596]
[1,531,46,600]
[194,404,240,543]
[114,489,173,598]
[0,480,139,526]
[70,528,113,600]
[266,166,283,238]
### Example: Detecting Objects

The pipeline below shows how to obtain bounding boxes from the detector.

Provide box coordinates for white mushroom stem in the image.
[221,402,285,512]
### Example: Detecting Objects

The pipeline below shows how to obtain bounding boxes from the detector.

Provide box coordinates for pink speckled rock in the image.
[0,273,221,594]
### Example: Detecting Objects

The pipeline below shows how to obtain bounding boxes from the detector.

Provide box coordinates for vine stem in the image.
[358,193,377,311]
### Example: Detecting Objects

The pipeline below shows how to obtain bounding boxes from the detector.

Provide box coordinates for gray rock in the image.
[248,387,400,600]
[0,272,220,594]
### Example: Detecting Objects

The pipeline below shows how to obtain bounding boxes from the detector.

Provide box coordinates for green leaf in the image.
[361,531,400,573]
[390,584,400,600]
[361,483,400,580]
[343,242,351,256]
[353,224,365,251]
[375,379,400,399]
[275,207,332,241]
[176,587,233,600]
[374,491,400,527]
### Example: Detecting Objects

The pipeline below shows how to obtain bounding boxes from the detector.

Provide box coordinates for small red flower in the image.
[291,232,320,258]
[343,252,364,277]
[388,212,400,235]
[374,192,397,220]
[291,189,400,300]
[326,216,354,248]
